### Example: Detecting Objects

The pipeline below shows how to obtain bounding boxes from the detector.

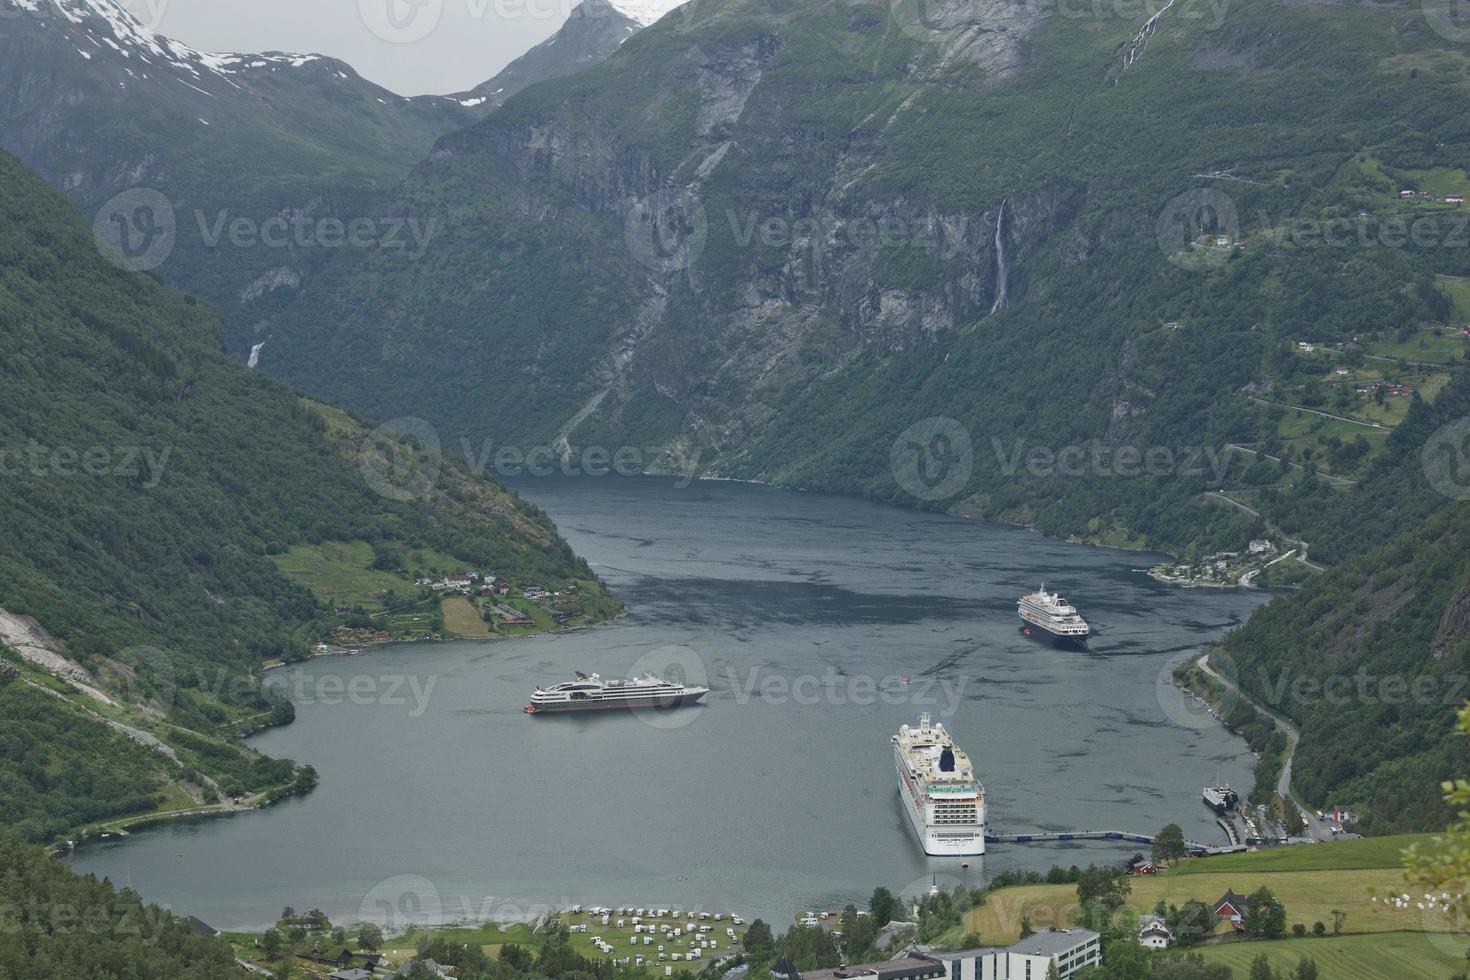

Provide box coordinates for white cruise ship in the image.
[524,671,709,714]
[1017,584,1091,646]
[893,713,986,855]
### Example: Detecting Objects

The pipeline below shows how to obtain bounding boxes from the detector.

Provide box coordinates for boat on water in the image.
[1017,584,1091,647]
[524,671,709,714]
[893,713,986,856]
[1203,778,1240,814]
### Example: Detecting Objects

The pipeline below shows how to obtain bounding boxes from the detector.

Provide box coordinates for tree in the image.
[1153,823,1188,866]
[869,887,898,926]
[358,922,384,952]
[1249,953,1276,980]
[1244,887,1286,939]
[280,906,296,924]
[1046,963,1060,980]
[1076,865,1132,909]
[744,918,775,953]
[1154,954,1232,980]
[1293,959,1319,980]
[500,944,533,970]
[1096,937,1149,980]
[262,928,283,959]
[1166,900,1215,946]
[1330,908,1346,935]
[1312,921,1326,936]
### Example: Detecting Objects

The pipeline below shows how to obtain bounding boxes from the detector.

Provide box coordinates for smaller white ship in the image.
[893,713,986,856]
[1203,777,1239,814]
[525,671,708,714]
[1018,584,1091,646]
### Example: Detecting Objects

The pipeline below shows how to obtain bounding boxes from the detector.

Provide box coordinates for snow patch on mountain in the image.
[6,0,324,78]
[607,0,686,27]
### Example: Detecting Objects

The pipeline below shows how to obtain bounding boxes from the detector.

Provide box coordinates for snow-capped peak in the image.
[7,0,323,78]
[606,0,687,27]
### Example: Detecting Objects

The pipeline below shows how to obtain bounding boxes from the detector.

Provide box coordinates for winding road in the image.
[1195,652,1336,843]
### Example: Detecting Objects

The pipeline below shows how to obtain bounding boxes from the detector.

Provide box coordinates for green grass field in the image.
[965,835,1445,946]
[1396,166,1470,199]
[441,596,494,637]
[1171,835,1434,874]
[1367,325,1468,366]
[272,540,412,609]
[1186,930,1466,979]
[271,540,473,611]
[1441,276,1470,322]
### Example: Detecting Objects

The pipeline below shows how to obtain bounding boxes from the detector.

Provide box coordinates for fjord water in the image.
[69,477,1267,929]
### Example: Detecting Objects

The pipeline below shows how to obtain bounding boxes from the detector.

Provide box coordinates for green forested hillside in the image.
[255,0,1470,562]
[0,0,481,355]
[1224,497,1470,833]
[0,834,237,979]
[0,148,604,843]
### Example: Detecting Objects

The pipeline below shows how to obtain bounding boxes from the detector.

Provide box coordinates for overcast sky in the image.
[139,0,574,95]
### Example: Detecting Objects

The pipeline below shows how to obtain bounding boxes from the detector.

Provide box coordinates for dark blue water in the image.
[68,477,1268,929]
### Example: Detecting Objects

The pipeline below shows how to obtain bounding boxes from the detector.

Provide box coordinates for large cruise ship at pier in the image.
[1017,585,1091,646]
[525,672,709,714]
[893,713,986,855]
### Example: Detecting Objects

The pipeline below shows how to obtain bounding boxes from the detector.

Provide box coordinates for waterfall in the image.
[1121,0,1176,69]
[247,341,266,369]
[990,199,1009,316]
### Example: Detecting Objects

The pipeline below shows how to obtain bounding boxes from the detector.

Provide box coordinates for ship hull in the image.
[1018,618,1090,648]
[526,691,708,714]
[896,758,986,856]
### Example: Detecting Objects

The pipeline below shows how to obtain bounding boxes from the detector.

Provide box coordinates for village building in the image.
[1214,890,1249,933]
[932,929,1101,980]
[1137,915,1173,950]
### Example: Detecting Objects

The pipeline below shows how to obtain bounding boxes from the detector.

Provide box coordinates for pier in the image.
[985,829,1232,856]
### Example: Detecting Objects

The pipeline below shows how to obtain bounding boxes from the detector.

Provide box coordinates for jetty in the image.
[984,829,1232,856]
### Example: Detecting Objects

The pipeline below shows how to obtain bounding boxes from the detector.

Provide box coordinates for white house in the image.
[1137,915,1173,950]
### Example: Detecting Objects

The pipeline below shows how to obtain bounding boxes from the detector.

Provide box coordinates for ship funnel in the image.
[940,747,956,772]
